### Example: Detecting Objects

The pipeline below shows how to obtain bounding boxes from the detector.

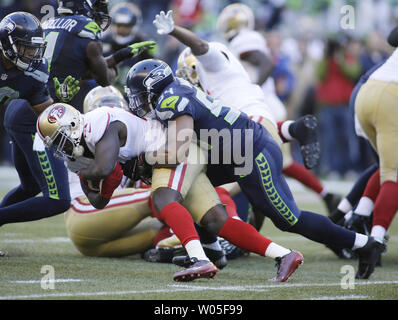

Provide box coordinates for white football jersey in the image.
[227,29,287,121]
[195,41,276,126]
[82,107,166,164]
[370,48,398,82]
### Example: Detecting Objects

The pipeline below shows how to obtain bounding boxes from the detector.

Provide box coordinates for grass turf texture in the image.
[0,167,397,301]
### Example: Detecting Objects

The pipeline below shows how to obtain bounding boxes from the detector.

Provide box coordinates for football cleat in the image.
[218,237,248,260]
[172,247,228,270]
[269,251,303,282]
[289,115,320,169]
[323,193,342,215]
[143,247,184,264]
[173,258,218,282]
[345,213,371,235]
[354,237,386,279]
[0,250,6,257]
[325,244,356,260]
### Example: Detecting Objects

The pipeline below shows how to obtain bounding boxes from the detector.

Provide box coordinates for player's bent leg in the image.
[65,188,153,256]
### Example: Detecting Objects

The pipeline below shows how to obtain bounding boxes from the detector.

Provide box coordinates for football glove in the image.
[121,154,153,185]
[99,162,123,199]
[113,41,157,64]
[153,10,175,35]
[54,75,80,103]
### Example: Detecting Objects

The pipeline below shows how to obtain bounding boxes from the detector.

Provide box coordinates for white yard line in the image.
[11,279,84,284]
[1,237,71,243]
[310,295,369,300]
[1,280,397,300]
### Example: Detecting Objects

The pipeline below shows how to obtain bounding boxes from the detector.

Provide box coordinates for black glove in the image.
[121,154,153,185]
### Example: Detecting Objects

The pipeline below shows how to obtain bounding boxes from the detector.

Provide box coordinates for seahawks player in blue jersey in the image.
[0,12,79,245]
[125,59,386,279]
[42,0,156,111]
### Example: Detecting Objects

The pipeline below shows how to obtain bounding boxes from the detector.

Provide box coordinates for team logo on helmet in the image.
[4,20,15,33]
[143,65,171,89]
[47,104,66,123]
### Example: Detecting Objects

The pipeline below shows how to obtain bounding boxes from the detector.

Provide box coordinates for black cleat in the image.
[218,238,248,260]
[143,247,185,263]
[0,250,6,257]
[289,115,320,169]
[355,237,386,279]
[329,208,346,224]
[345,213,371,235]
[325,244,356,260]
[172,247,227,270]
[323,193,342,215]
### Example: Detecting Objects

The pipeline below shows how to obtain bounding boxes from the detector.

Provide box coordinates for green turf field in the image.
[0,166,397,301]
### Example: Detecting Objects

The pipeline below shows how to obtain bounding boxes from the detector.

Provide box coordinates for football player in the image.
[43,0,156,111]
[102,2,156,93]
[0,13,78,235]
[153,10,341,219]
[37,93,305,283]
[125,58,384,280]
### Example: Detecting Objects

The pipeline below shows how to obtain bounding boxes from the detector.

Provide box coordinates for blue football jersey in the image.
[154,78,267,165]
[0,57,50,108]
[42,14,102,98]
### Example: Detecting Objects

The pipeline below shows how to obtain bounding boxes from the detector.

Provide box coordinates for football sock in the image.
[265,242,291,259]
[215,187,240,219]
[185,239,209,261]
[337,198,353,214]
[372,181,398,230]
[352,233,369,249]
[0,196,69,225]
[277,120,294,142]
[354,197,374,217]
[370,225,386,244]
[159,202,200,247]
[362,169,380,201]
[291,211,356,249]
[218,217,272,256]
[345,164,379,206]
[282,162,324,194]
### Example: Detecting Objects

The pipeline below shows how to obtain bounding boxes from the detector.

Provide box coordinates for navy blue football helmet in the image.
[110,2,142,45]
[57,0,111,30]
[0,12,46,72]
[125,59,175,117]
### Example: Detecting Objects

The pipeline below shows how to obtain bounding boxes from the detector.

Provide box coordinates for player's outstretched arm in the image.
[153,10,209,56]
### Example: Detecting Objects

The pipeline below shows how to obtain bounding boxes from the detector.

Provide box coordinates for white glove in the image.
[153,10,174,35]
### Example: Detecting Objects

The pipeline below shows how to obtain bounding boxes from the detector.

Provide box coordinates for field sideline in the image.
[0,166,397,301]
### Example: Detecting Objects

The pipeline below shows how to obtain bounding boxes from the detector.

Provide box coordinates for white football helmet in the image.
[83,85,128,113]
[176,47,200,88]
[36,103,85,160]
[216,3,255,41]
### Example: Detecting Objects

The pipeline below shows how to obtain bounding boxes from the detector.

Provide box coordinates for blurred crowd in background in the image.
[0,0,397,179]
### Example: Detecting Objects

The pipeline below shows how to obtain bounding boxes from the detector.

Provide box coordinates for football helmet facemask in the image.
[176,47,201,88]
[125,59,175,117]
[216,3,255,41]
[0,12,46,72]
[36,103,85,160]
[83,85,128,113]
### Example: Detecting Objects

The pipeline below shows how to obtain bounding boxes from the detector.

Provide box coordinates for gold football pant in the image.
[151,142,221,223]
[65,188,162,257]
[355,79,398,183]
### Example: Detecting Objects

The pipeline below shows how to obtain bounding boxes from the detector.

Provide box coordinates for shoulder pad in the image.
[24,59,49,83]
[77,17,101,40]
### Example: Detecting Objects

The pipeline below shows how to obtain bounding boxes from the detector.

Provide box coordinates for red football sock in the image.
[215,187,239,218]
[282,162,324,194]
[159,202,199,246]
[218,217,272,256]
[372,181,398,230]
[363,169,380,202]
[153,225,174,248]
[277,121,290,143]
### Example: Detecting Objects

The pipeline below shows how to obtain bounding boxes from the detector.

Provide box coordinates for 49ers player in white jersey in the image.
[153,9,341,217]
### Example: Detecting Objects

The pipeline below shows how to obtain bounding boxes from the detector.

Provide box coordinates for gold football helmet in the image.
[176,47,200,88]
[216,3,255,41]
[36,103,85,160]
[83,85,128,113]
